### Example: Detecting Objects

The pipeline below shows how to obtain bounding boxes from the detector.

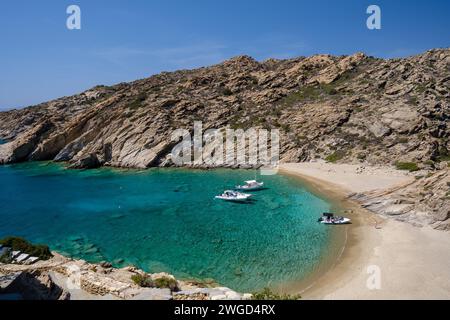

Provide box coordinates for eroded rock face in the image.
[381,107,421,134]
[0,49,448,169]
[352,169,450,230]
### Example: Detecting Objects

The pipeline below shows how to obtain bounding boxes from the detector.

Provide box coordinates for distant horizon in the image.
[1,46,447,112]
[1,0,449,110]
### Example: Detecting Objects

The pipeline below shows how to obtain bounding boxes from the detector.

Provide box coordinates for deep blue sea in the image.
[0,162,333,291]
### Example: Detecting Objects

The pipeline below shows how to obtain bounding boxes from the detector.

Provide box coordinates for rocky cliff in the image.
[0,48,449,170]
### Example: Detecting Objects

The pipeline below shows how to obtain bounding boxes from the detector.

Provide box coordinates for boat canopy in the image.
[322,212,334,217]
[245,180,258,184]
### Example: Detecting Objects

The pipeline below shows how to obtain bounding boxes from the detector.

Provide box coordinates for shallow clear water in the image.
[0,162,332,291]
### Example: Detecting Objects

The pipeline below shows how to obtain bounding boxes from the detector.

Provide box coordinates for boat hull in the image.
[215,196,251,202]
[319,218,351,225]
[235,186,263,191]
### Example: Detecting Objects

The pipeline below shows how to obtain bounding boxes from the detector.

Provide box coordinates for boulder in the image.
[69,153,100,169]
[382,107,420,134]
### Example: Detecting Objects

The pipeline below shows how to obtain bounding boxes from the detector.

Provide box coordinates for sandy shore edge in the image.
[279,162,450,300]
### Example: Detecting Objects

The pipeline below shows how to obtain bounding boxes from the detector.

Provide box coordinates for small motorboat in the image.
[317,212,351,225]
[215,190,252,202]
[235,180,264,191]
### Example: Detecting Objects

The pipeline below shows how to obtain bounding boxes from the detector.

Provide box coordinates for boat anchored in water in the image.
[235,180,264,191]
[317,212,351,225]
[215,190,252,202]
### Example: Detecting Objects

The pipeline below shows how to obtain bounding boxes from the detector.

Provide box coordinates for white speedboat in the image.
[215,190,252,202]
[235,180,264,191]
[317,213,351,225]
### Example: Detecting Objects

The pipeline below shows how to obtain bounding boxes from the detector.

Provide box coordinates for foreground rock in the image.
[0,253,250,300]
[0,270,70,300]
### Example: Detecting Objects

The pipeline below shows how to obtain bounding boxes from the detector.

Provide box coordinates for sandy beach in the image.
[280,162,414,195]
[279,162,450,300]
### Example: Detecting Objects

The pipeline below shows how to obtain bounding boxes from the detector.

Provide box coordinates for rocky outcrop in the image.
[0,120,55,164]
[351,167,450,230]
[68,153,100,169]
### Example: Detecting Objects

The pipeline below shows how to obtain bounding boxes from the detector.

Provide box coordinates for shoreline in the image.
[279,162,450,299]
[0,252,252,300]
[277,164,370,297]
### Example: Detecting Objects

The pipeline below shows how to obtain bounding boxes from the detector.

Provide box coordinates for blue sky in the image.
[0,0,449,110]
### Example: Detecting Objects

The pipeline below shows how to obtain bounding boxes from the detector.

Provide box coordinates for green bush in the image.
[154,276,178,291]
[397,137,409,144]
[131,274,154,288]
[136,92,148,102]
[415,84,427,94]
[395,162,419,172]
[280,124,291,132]
[0,237,52,260]
[357,153,367,160]
[0,252,12,263]
[439,155,450,162]
[252,287,301,300]
[325,150,346,163]
[222,88,233,96]
[127,93,148,110]
[407,96,418,105]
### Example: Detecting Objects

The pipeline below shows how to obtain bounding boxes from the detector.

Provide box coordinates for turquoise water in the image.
[0,162,332,291]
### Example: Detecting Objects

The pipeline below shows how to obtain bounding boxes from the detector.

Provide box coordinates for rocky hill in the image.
[0,48,449,170]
